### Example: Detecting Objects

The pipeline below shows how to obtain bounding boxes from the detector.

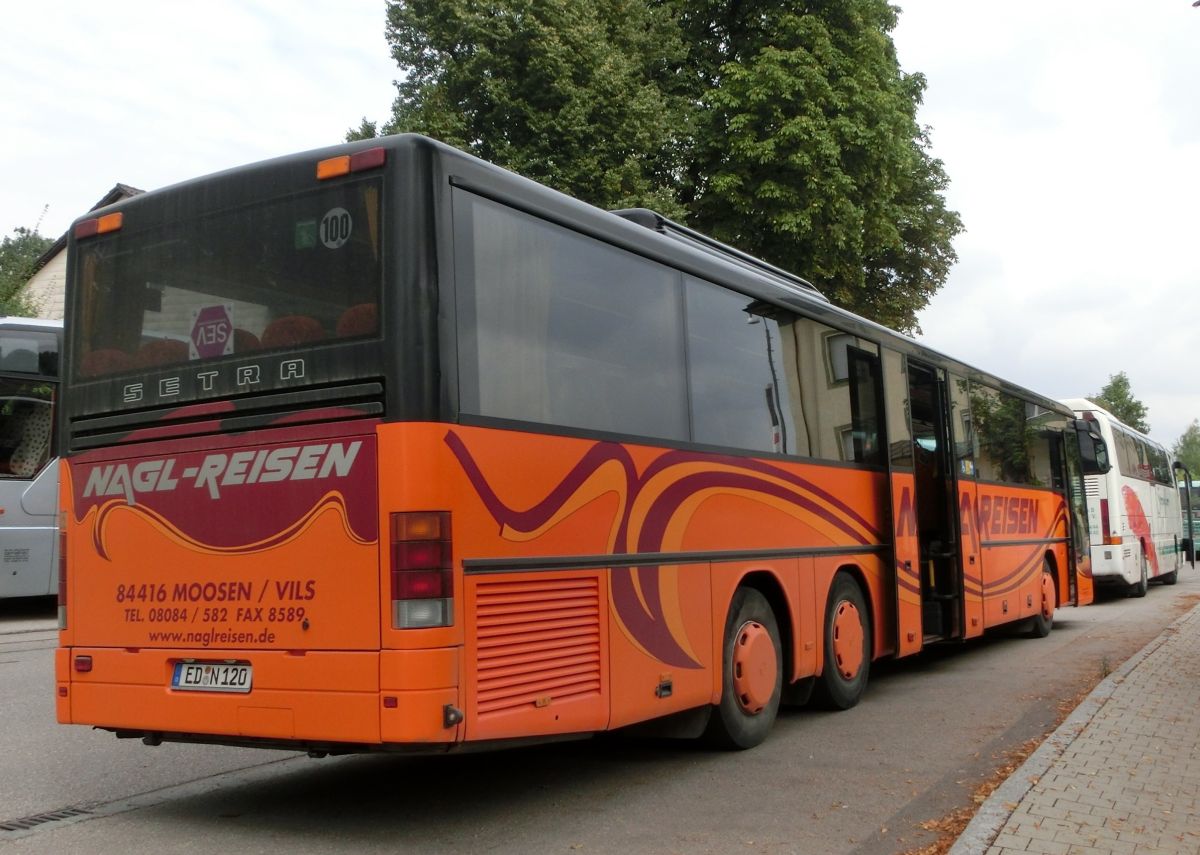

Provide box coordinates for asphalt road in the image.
[3,573,1197,855]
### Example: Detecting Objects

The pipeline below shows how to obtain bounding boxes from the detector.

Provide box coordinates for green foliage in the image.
[0,227,52,317]
[682,1,962,332]
[346,117,380,142]
[382,0,689,217]
[372,0,961,330]
[970,388,1035,485]
[1173,419,1200,480]
[1090,371,1149,434]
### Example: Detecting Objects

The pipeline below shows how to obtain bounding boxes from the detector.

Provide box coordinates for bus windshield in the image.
[73,178,383,380]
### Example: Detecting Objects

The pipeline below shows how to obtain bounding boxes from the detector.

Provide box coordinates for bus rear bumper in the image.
[56,646,462,747]
[1090,550,1133,586]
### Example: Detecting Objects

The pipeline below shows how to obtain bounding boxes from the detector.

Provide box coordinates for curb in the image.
[949,602,1199,855]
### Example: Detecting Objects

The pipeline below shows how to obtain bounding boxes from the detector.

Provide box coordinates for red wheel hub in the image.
[732,621,777,714]
[832,601,864,680]
[1041,573,1056,620]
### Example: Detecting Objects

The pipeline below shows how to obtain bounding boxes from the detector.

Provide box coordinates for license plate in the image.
[171,661,252,693]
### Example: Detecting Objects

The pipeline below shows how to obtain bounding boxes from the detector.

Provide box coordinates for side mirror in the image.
[1177,462,1195,567]
[1072,419,1111,475]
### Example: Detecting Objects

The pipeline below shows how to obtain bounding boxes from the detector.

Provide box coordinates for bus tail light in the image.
[57,518,68,630]
[390,512,452,629]
[1099,499,1121,546]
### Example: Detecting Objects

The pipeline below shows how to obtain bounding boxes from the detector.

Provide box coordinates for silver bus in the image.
[1,317,60,599]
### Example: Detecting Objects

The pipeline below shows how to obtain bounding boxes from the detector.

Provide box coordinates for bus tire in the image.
[813,573,871,711]
[1027,560,1056,638]
[704,587,782,750]
[1160,570,1178,586]
[1128,551,1149,598]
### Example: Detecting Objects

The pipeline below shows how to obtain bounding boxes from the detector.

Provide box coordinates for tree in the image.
[1174,420,1200,480]
[0,226,52,317]
[971,387,1035,485]
[346,117,379,142]
[367,0,961,332]
[1090,371,1149,434]
[679,1,962,332]
[375,0,690,217]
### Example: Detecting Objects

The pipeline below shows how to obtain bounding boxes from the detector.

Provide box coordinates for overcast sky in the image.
[3,2,1198,443]
[892,1,1200,445]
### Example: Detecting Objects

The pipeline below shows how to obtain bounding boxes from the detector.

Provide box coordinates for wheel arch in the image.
[1043,549,1061,603]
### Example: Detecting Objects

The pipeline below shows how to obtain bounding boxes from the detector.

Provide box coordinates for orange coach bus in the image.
[55,135,1110,752]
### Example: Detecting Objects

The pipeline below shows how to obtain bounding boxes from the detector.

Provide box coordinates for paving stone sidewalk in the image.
[951,603,1200,854]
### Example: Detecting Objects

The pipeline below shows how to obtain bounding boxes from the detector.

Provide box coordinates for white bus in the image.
[0,318,60,599]
[1061,399,1191,596]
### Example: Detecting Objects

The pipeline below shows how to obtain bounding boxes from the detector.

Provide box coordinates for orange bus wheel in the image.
[1027,559,1056,638]
[813,573,871,711]
[703,587,782,750]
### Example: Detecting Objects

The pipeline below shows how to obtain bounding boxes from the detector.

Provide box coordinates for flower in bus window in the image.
[136,338,189,368]
[80,348,136,378]
[261,316,326,349]
[234,328,262,353]
[336,303,378,338]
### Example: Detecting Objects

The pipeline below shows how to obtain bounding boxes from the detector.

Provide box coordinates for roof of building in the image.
[31,184,143,274]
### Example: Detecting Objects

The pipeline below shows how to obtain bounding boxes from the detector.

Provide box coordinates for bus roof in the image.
[75,133,1072,419]
[0,317,62,331]
[1060,398,1165,448]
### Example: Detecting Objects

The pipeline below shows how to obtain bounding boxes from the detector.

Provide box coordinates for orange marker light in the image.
[316,155,351,180]
[97,212,123,234]
[392,511,448,542]
[74,212,124,240]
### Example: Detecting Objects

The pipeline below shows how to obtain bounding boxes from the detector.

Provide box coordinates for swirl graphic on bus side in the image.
[446,431,882,670]
[1122,486,1159,573]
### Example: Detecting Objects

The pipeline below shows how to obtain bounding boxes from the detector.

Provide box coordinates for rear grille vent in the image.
[1084,476,1100,498]
[474,577,601,717]
[68,381,383,450]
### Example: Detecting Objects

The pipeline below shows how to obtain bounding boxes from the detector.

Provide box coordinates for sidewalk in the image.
[952,602,1200,855]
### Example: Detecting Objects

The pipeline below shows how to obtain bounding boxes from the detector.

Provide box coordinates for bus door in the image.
[946,374,983,638]
[1174,463,1196,567]
[905,361,963,643]
[1057,428,1095,605]
[884,350,963,657]
[883,349,920,656]
[0,377,58,598]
